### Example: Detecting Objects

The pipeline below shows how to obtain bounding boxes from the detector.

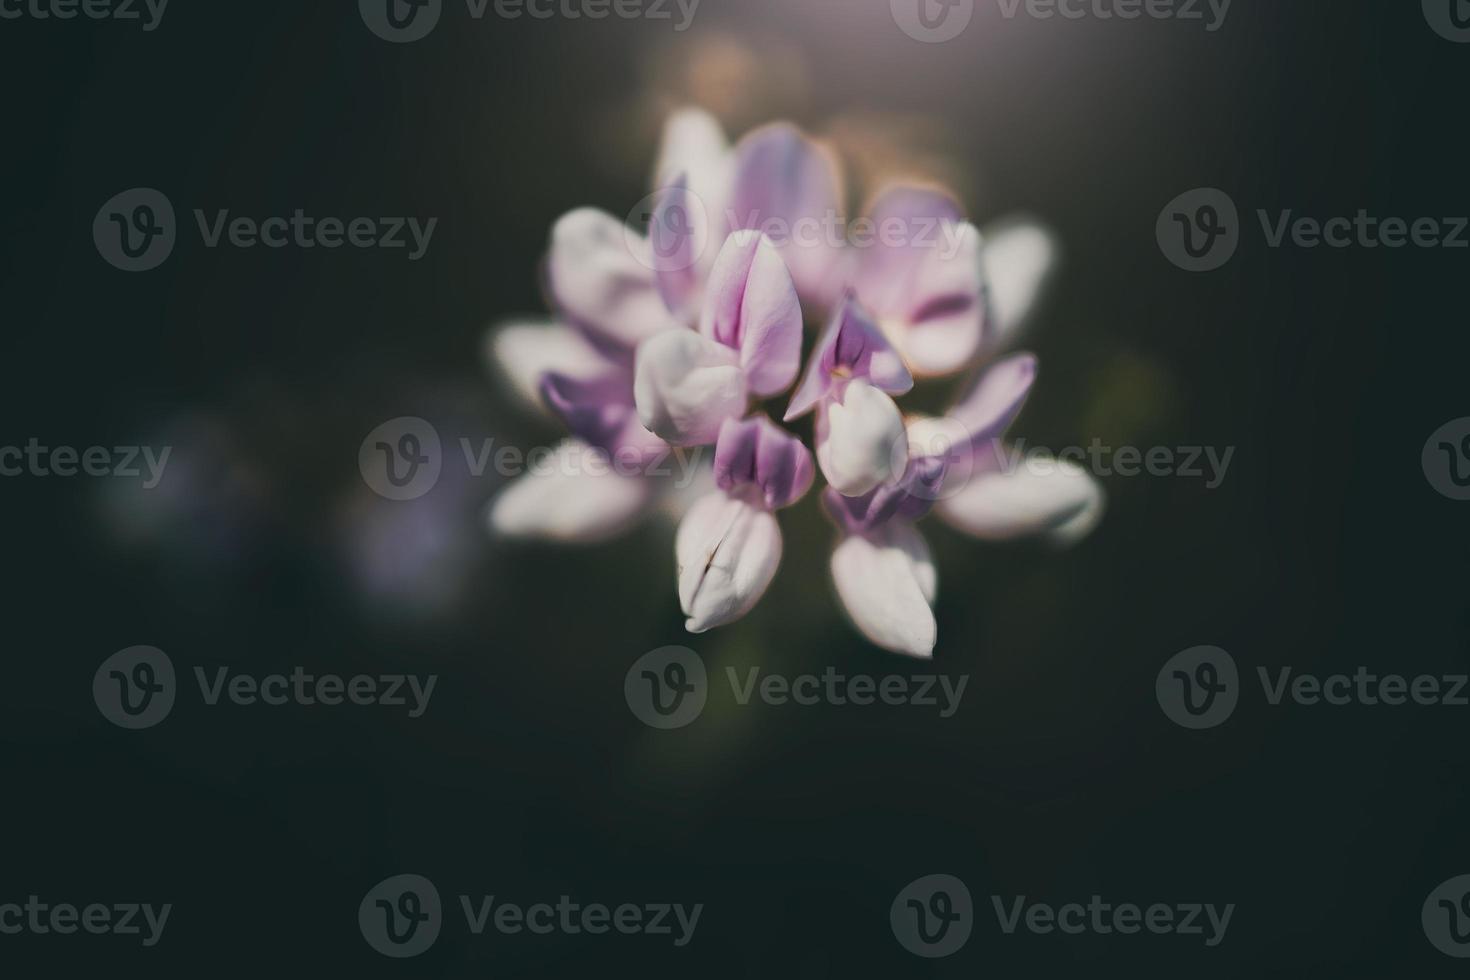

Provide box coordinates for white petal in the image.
[936,452,1104,543]
[675,490,782,633]
[633,329,746,446]
[980,217,1058,350]
[547,209,673,349]
[653,108,731,208]
[816,380,908,497]
[830,524,936,659]
[484,319,612,414]
[486,441,653,543]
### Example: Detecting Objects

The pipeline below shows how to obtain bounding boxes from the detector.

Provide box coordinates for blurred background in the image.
[1,0,1467,974]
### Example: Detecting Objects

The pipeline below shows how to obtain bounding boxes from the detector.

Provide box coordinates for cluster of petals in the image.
[487,109,1103,657]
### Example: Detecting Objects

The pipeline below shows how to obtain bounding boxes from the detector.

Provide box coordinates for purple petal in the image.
[786,294,912,420]
[948,352,1038,458]
[855,184,965,314]
[699,230,802,398]
[541,372,666,464]
[820,453,946,535]
[712,415,814,511]
[649,174,705,324]
[728,124,845,309]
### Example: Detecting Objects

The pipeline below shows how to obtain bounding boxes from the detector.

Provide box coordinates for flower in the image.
[677,414,814,632]
[785,293,914,496]
[633,229,803,447]
[484,108,1102,657]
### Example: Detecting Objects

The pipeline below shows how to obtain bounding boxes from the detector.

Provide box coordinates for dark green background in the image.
[1,0,1466,974]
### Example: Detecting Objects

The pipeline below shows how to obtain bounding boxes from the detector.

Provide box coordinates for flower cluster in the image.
[487,110,1103,657]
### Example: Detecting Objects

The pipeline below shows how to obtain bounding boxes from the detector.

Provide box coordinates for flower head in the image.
[484,108,1101,657]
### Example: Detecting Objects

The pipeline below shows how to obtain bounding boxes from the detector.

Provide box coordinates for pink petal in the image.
[699,230,802,398]
[785,294,912,421]
[947,352,1038,455]
[728,124,845,309]
[649,175,705,325]
[893,223,987,377]
[855,184,965,315]
[713,415,814,511]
